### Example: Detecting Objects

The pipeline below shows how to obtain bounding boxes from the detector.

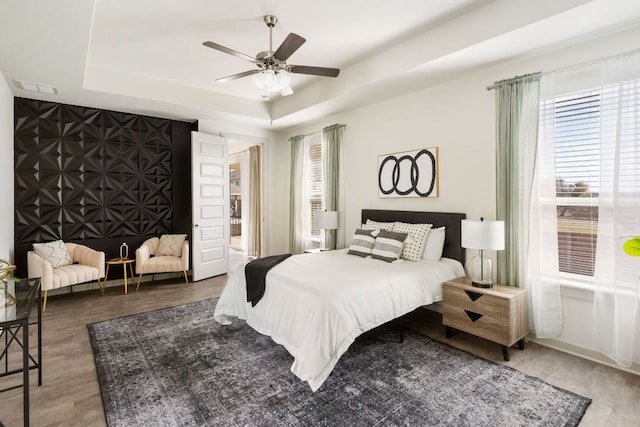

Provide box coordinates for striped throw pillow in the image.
[371,230,408,263]
[347,229,378,257]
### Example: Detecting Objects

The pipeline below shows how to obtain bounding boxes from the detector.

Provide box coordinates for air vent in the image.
[14,79,58,94]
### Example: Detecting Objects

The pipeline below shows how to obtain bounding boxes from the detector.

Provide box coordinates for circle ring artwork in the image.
[378,149,436,197]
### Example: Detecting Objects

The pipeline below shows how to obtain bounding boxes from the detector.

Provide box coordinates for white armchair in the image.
[135,236,189,290]
[28,242,105,312]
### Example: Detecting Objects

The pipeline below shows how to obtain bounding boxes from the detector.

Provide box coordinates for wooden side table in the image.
[442,276,528,361]
[104,258,135,294]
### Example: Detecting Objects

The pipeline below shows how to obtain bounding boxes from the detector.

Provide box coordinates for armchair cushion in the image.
[136,238,189,275]
[157,234,187,257]
[33,240,73,268]
[139,256,185,274]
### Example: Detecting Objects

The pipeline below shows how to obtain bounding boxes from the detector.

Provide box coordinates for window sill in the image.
[558,276,594,302]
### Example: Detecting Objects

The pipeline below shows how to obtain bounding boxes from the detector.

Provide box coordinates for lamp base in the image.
[469,251,493,289]
[472,280,493,288]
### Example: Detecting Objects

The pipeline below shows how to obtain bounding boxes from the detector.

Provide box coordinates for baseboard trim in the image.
[530,334,640,377]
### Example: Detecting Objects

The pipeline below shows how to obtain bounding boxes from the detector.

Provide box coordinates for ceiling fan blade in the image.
[216,69,261,83]
[203,41,256,63]
[288,65,340,78]
[273,33,306,61]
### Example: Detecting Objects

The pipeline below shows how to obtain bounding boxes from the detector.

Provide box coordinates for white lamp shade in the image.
[316,210,338,230]
[461,219,505,251]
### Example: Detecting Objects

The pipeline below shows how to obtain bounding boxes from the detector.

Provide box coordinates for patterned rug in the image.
[88,299,591,427]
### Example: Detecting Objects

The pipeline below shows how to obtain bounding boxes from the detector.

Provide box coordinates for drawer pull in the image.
[464,310,484,322]
[464,290,483,301]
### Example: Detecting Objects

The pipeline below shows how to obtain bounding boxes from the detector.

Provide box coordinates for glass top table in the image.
[1,278,40,323]
[0,277,42,427]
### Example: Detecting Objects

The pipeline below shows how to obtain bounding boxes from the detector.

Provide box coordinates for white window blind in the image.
[540,79,640,278]
[302,133,324,240]
[541,90,600,277]
[308,143,323,236]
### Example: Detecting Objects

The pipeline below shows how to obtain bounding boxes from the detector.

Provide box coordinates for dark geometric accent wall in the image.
[13,97,196,275]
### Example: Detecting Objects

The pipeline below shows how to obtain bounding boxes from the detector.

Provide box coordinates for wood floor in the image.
[0,274,638,426]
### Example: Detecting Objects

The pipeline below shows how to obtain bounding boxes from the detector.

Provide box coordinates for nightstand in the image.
[442,276,528,361]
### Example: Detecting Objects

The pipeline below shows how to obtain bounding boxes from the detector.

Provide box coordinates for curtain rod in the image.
[289,123,346,141]
[486,47,640,91]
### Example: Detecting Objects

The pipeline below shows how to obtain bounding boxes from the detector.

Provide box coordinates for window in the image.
[301,133,324,242]
[542,90,600,277]
[541,78,640,278]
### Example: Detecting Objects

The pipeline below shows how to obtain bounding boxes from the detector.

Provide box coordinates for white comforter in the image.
[213,249,465,391]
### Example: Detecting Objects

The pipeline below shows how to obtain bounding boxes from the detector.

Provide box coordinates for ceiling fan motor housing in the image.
[264,15,277,27]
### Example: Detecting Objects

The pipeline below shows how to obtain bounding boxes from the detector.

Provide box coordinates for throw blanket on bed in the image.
[245,254,292,306]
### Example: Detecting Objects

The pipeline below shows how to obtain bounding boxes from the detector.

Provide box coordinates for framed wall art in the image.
[377,147,439,198]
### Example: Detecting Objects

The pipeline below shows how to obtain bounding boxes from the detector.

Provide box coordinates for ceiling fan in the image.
[203,15,340,98]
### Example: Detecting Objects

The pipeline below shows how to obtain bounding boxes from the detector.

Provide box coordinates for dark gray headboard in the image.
[361,209,466,264]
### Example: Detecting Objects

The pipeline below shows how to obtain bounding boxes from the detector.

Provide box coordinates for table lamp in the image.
[316,210,338,251]
[461,218,505,288]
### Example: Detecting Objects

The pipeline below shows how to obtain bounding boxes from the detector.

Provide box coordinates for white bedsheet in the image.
[213,249,465,391]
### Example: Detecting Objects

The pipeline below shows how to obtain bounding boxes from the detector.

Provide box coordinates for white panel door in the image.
[192,131,229,281]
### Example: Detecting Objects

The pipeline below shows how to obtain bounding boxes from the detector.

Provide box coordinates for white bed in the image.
[214,249,464,391]
[214,210,467,391]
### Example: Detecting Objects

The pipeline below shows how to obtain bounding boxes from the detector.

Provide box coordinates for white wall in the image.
[0,68,13,262]
[278,25,640,374]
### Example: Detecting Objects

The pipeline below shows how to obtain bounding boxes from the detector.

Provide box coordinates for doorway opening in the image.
[229,161,242,250]
[228,139,262,270]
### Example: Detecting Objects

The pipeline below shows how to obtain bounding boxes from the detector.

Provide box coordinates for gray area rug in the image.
[88,299,591,427]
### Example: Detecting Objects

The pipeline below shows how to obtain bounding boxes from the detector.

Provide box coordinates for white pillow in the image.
[157,234,187,257]
[364,219,395,231]
[33,240,72,268]
[392,222,432,262]
[347,228,378,257]
[422,226,446,260]
[371,230,408,263]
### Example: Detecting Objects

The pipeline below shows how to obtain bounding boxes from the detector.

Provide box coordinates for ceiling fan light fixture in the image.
[252,69,291,94]
[203,14,339,98]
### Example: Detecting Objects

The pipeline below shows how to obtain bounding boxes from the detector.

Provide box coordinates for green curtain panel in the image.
[322,124,345,250]
[289,135,305,254]
[494,73,541,287]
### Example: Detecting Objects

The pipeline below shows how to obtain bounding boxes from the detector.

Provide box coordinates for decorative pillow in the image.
[157,234,187,257]
[33,240,72,268]
[347,229,378,257]
[361,223,382,233]
[423,226,446,260]
[392,222,432,262]
[364,219,395,231]
[371,230,409,263]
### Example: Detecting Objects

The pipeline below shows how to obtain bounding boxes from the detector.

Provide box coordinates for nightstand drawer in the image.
[443,306,510,345]
[443,286,509,318]
[442,277,528,356]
